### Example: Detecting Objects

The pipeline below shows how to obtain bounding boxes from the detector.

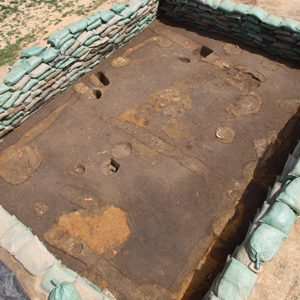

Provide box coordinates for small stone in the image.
[223,43,242,55]
[74,164,85,175]
[216,127,235,143]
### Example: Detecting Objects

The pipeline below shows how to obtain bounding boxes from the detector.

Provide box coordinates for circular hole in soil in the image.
[100,158,120,176]
[74,164,85,175]
[179,56,191,63]
[93,90,102,99]
[96,72,110,86]
[73,243,84,254]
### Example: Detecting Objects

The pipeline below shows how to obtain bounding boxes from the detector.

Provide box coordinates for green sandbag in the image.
[248,223,287,270]
[56,57,75,69]
[2,111,24,126]
[4,67,27,86]
[41,262,78,293]
[87,19,103,30]
[67,19,88,33]
[263,15,282,27]
[48,28,70,47]
[85,12,101,25]
[109,33,120,43]
[241,21,261,32]
[49,280,82,300]
[22,79,38,93]
[261,202,296,235]
[71,46,89,58]
[38,68,56,80]
[2,91,22,109]
[0,92,12,106]
[120,8,134,18]
[139,16,150,26]
[111,3,127,13]
[280,18,300,31]
[0,83,9,95]
[205,0,221,10]
[60,39,76,54]
[12,59,31,73]
[249,7,268,22]
[218,0,235,13]
[100,10,115,22]
[233,3,251,15]
[214,258,257,300]
[276,177,300,214]
[40,48,60,63]
[57,33,73,48]
[21,46,46,58]
[290,158,300,177]
[27,56,43,72]
[84,35,100,46]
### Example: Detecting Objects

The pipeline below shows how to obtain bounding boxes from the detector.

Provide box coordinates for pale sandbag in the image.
[0,223,34,255]
[15,236,56,276]
[30,64,52,78]
[13,91,31,107]
[52,77,67,89]
[32,80,47,91]
[65,41,81,56]
[77,31,94,45]
[73,277,112,300]
[0,206,18,238]
[10,75,31,91]
[93,24,109,35]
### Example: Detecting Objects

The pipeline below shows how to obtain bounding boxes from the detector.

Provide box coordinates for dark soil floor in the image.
[0,18,299,300]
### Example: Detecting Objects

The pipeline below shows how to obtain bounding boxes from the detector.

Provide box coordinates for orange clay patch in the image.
[46,206,130,256]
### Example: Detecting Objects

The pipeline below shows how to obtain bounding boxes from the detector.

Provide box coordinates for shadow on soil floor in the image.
[184,109,300,299]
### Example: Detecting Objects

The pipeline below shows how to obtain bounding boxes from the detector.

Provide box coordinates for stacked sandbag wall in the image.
[204,140,300,300]
[159,0,300,61]
[0,0,158,138]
